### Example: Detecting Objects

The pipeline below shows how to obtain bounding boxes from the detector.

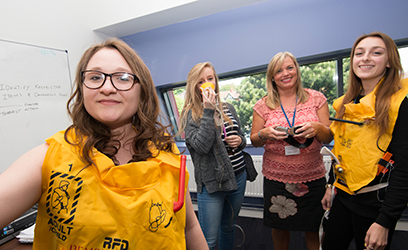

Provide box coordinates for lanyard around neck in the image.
[280,96,298,128]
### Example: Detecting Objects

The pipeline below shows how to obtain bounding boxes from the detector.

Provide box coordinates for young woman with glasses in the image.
[0,38,208,250]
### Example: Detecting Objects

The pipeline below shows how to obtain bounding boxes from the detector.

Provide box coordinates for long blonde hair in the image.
[265,52,309,109]
[335,32,403,137]
[178,62,231,134]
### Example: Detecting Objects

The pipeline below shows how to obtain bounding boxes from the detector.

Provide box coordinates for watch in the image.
[325,184,333,189]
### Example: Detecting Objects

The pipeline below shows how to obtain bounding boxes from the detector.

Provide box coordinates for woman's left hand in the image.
[224,135,242,148]
[291,102,333,144]
[293,122,318,139]
[364,223,389,250]
[321,187,333,210]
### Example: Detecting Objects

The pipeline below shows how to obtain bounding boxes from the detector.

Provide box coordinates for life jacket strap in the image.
[356,182,389,194]
[284,135,313,148]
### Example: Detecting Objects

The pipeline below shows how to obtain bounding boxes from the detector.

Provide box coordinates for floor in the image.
[191,196,408,250]
[224,216,408,250]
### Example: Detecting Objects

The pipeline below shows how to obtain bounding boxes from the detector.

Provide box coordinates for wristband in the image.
[258,131,267,140]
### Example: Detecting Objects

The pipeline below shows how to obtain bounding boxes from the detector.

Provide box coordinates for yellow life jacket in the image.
[33,130,189,250]
[331,78,408,194]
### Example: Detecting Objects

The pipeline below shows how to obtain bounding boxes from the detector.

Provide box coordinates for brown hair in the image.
[65,38,176,167]
[265,52,309,109]
[335,32,403,136]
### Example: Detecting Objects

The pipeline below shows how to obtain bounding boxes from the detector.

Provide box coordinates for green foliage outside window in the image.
[300,60,337,118]
[173,88,185,116]
[343,57,351,93]
[230,73,267,136]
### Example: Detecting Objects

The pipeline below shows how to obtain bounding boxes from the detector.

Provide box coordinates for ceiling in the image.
[93,0,270,37]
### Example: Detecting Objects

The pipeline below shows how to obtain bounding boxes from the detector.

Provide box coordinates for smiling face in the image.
[272,56,298,92]
[352,37,390,86]
[83,48,141,129]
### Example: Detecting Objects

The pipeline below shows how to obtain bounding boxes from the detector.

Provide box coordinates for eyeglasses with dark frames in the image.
[81,70,139,91]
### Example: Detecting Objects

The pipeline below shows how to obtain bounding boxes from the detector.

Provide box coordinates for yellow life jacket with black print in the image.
[33,130,188,250]
[330,78,408,194]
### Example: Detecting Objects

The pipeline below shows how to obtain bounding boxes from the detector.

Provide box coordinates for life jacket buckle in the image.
[377,152,393,176]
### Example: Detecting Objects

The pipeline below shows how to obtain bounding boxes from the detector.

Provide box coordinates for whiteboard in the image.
[0,40,72,173]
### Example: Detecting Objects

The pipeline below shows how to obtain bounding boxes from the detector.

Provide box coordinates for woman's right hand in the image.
[202,87,217,109]
[264,126,290,141]
[250,112,287,147]
[321,187,333,210]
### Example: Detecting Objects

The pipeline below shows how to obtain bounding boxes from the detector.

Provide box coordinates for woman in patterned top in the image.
[250,52,332,250]
[178,62,247,250]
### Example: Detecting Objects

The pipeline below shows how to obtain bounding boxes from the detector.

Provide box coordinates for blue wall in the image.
[122,0,408,87]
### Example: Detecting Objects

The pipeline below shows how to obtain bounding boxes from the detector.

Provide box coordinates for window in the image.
[225,73,266,137]
[300,60,337,116]
[400,46,408,78]
[162,43,408,141]
[162,86,186,140]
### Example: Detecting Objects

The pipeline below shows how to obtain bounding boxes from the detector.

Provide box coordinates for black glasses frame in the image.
[81,70,139,91]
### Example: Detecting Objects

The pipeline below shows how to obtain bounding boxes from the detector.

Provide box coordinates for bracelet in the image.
[258,131,267,140]
[325,184,333,189]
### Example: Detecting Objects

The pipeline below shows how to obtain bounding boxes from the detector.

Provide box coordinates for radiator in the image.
[186,155,332,198]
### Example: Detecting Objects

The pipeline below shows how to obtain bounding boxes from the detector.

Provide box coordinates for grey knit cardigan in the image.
[185,103,246,194]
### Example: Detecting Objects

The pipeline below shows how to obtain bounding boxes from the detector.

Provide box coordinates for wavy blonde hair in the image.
[335,32,403,137]
[265,52,309,109]
[178,62,231,134]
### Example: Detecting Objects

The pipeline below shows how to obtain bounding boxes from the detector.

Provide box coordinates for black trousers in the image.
[322,196,395,250]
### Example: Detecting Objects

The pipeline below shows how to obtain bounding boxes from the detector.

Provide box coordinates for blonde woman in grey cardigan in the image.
[178,62,248,250]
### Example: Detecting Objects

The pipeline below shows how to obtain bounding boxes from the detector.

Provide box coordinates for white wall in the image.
[0,0,107,81]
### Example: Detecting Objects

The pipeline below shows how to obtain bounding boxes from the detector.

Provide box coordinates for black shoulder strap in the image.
[284,135,314,148]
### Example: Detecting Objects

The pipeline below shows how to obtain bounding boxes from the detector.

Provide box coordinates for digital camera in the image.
[275,126,301,136]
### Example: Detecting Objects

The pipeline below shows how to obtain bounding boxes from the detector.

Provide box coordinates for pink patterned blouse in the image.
[253,89,327,184]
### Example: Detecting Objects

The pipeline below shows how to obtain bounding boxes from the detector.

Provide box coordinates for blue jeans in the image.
[197,170,247,250]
